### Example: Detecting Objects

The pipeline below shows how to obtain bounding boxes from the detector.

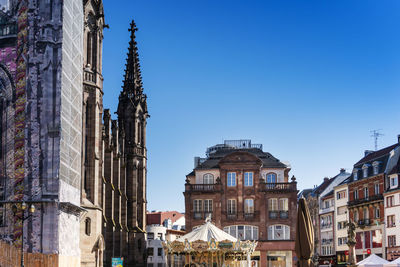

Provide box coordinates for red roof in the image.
[146,211,184,225]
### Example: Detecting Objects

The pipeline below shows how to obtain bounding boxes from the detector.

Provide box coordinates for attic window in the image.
[372,161,380,175]
[353,169,359,181]
[362,164,370,178]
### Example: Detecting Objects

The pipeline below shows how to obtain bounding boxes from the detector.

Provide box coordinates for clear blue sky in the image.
[102,0,400,212]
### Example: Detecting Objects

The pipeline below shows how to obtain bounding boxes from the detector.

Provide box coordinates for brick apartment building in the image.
[347,143,399,261]
[184,140,298,267]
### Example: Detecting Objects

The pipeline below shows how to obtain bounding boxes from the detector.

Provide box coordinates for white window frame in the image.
[227,199,236,215]
[268,224,290,240]
[244,199,254,214]
[227,172,236,187]
[279,198,288,211]
[269,198,278,211]
[204,199,213,212]
[266,173,277,183]
[364,187,369,198]
[244,172,253,186]
[362,164,370,178]
[353,169,359,181]
[363,207,369,219]
[203,173,214,184]
[193,199,202,212]
[390,176,398,189]
[374,183,380,195]
[374,206,380,218]
[354,190,359,200]
[354,210,359,222]
[223,225,259,241]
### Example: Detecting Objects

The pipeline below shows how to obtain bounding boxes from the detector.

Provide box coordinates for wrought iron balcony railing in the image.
[193,211,213,220]
[348,194,383,207]
[269,210,289,219]
[357,219,370,227]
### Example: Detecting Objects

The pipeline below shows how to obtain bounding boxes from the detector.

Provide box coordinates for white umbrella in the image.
[357,254,389,267]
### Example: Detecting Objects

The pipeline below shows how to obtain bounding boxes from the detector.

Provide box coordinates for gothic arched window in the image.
[85,217,91,236]
[85,13,97,69]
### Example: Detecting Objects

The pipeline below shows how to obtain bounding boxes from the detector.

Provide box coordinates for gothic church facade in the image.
[0,0,148,266]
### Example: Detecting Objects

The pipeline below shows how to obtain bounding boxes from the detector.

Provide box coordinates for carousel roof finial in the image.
[205,214,212,223]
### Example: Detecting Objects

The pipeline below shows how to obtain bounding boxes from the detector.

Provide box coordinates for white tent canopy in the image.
[357,254,389,267]
[384,257,400,267]
[176,220,237,243]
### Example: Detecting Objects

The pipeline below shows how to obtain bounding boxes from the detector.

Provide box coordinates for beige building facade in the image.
[334,182,349,265]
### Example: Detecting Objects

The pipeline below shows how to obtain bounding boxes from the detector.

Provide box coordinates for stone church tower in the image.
[80,0,106,266]
[117,20,149,266]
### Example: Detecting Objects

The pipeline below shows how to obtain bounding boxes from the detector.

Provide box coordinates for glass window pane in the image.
[238,225,244,240]
[230,226,236,238]
[245,225,251,240]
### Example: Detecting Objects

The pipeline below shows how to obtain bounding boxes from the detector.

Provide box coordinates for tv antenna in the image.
[370,129,384,151]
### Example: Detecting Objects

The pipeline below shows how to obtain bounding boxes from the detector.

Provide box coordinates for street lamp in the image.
[12,202,35,267]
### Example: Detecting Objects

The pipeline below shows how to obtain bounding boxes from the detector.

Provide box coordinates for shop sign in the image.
[112,258,123,267]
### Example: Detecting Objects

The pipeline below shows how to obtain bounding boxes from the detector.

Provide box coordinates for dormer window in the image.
[362,164,370,178]
[353,169,359,181]
[372,161,380,175]
[390,175,398,189]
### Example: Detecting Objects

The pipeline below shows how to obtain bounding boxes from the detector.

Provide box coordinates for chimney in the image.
[364,150,374,157]
[340,168,346,173]
[324,177,329,182]
[194,157,200,168]
[398,134,400,144]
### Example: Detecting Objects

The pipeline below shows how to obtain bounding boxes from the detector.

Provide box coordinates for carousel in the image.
[163,218,258,267]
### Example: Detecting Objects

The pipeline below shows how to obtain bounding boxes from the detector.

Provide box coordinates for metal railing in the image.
[348,194,383,206]
[357,219,370,227]
[227,213,237,220]
[193,211,213,220]
[320,223,333,229]
[269,210,289,219]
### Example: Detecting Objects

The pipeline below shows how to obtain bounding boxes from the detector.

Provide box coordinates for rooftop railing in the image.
[260,182,297,192]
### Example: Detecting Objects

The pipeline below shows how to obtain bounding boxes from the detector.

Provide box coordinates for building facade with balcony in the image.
[315,169,350,266]
[384,142,400,261]
[184,140,298,267]
[347,141,400,261]
[319,191,335,266]
[333,179,350,266]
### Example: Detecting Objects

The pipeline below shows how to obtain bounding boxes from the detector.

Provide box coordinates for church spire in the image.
[122,20,143,96]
